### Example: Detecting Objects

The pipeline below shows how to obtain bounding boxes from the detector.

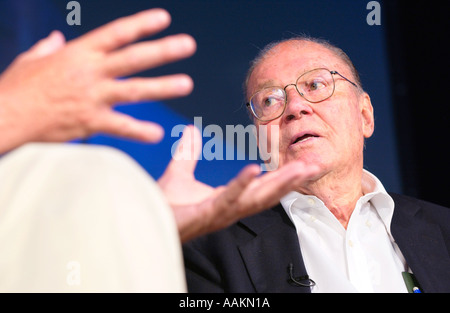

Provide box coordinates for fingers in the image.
[244,161,321,212]
[165,125,202,176]
[75,8,172,51]
[101,74,194,104]
[215,164,261,209]
[92,110,165,143]
[178,162,317,242]
[213,161,319,222]
[103,34,196,78]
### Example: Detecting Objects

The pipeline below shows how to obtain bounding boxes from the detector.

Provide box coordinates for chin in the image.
[285,150,323,166]
[282,154,329,176]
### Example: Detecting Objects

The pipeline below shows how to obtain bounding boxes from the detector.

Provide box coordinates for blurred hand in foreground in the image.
[0,8,196,154]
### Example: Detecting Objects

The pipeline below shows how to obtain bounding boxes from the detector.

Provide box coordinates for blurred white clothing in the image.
[0,143,185,292]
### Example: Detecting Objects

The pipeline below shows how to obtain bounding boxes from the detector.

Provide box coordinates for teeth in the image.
[299,137,310,143]
[293,135,316,144]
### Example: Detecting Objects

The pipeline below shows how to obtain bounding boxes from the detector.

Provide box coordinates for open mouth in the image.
[290,133,319,145]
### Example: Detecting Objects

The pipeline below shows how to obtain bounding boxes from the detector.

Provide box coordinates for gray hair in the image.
[243,35,363,101]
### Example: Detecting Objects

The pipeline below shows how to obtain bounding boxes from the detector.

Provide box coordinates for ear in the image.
[360,92,375,138]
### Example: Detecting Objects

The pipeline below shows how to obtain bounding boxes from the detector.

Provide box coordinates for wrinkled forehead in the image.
[246,40,348,98]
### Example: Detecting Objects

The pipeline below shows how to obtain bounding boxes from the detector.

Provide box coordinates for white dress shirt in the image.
[281,170,408,293]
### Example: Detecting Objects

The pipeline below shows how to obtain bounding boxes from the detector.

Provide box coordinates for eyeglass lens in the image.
[249,68,335,121]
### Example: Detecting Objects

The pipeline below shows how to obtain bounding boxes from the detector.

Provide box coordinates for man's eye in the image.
[308,80,326,91]
[263,97,278,107]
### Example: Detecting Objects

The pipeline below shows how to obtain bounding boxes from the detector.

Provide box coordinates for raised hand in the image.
[0,8,196,153]
[158,125,320,242]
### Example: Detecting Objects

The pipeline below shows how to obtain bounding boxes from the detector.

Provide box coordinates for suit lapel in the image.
[391,194,450,293]
[237,204,311,293]
[231,194,449,293]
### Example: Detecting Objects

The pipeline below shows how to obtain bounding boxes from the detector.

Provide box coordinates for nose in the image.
[283,84,313,122]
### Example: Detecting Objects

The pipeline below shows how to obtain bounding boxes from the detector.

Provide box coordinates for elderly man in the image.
[180,36,450,293]
[0,9,319,291]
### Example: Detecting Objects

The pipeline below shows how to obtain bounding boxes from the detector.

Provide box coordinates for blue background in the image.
[2,0,437,201]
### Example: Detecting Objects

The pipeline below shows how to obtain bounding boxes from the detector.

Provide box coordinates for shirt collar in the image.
[281,169,395,234]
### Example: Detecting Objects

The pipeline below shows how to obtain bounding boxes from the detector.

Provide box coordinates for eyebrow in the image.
[253,79,281,92]
[253,68,310,91]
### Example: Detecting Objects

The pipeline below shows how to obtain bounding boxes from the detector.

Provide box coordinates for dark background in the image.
[0,0,448,207]
[383,1,449,207]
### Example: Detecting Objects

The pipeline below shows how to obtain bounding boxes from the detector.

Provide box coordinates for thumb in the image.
[167,124,202,176]
[25,30,66,60]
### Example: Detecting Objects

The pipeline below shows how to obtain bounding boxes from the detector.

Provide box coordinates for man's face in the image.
[247,41,374,179]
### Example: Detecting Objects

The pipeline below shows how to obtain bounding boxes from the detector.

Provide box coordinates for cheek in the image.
[332,108,366,154]
[325,96,364,138]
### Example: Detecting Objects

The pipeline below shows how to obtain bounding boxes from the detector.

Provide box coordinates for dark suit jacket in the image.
[182,193,450,293]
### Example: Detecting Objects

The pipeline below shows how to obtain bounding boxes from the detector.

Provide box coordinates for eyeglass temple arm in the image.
[330,71,358,88]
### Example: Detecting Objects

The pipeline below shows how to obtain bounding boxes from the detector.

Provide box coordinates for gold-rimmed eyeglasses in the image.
[246,68,358,122]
